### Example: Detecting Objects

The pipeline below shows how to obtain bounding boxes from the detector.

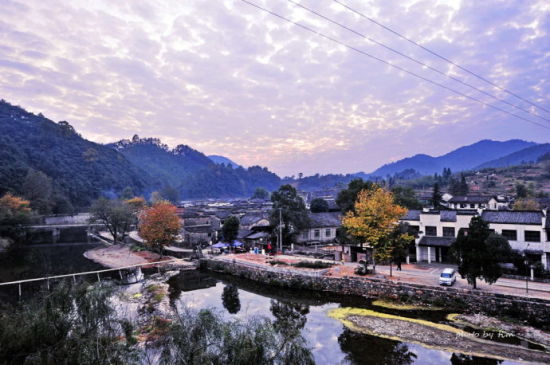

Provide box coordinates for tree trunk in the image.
[472,277,477,289]
[389,262,392,277]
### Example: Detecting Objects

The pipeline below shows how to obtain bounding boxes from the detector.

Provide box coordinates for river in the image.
[0,245,538,364]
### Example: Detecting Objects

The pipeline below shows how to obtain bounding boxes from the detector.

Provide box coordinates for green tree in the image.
[391,186,422,209]
[336,179,377,213]
[515,183,528,199]
[22,169,53,214]
[90,198,134,244]
[310,198,329,213]
[431,183,442,208]
[121,186,135,200]
[251,187,269,200]
[270,185,310,246]
[222,216,240,243]
[451,217,512,289]
[161,184,180,204]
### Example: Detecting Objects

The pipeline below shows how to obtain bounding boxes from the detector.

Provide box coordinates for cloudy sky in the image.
[0,0,548,176]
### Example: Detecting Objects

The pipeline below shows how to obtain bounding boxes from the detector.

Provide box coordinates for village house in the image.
[400,208,550,269]
[297,212,341,245]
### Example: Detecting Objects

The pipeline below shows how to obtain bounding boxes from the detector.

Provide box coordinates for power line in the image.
[238,0,550,130]
[333,0,550,115]
[286,0,550,124]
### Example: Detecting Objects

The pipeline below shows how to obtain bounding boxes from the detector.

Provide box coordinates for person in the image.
[396,259,402,271]
[267,242,272,255]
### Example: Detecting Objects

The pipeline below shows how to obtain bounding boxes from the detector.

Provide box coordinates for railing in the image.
[0,258,186,297]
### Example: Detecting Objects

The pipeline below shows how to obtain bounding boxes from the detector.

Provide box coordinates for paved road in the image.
[366,262,550,300]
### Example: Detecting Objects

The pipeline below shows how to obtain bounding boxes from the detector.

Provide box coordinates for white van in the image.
[439,268,457,286]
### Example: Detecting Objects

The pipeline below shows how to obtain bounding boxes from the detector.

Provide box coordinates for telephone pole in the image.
[279,207,283,253]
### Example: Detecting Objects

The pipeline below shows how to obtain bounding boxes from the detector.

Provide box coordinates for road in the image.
[368,262,550,300]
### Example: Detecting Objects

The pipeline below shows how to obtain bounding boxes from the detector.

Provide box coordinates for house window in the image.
[302,231,308,239]
[443,227,455,237]
[525,231,540,242]
[425,226,437,236]
[460,203,467,208]
[408,225,420,237]
[314,229,320,238]
[325,229,331,237]
[501,230,517,241]
[470,204,475,208]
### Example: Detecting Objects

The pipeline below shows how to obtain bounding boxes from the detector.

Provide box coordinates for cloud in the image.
[0,0,548,176]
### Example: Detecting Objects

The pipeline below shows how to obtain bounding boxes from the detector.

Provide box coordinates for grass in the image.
[371,299,442,311]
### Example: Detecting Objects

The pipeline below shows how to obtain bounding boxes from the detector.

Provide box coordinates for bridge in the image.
[0,258,195,298]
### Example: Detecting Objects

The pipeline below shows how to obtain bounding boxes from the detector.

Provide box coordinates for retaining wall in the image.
[201,258,550,328]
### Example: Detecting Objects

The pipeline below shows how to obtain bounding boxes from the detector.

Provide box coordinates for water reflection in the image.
[222,284,241,314]
[168,271,525,365]
[450,353,503,365]
[338,328,417,365]
[271,300,309,337]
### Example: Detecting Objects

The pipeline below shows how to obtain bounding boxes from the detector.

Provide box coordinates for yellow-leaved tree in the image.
[342,187,409,273]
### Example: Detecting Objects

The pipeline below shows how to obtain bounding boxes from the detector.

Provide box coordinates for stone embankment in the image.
[201,258,550,328]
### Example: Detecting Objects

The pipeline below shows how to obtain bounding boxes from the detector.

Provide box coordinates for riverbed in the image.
[0,245,545,364]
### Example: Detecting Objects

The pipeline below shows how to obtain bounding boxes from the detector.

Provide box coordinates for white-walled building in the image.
[401,209,550,268]
[297,212,341,245]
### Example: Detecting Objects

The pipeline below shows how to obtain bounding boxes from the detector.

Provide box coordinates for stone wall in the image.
[201,258,550,328]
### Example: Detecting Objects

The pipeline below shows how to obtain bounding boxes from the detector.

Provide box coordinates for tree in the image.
[451,217,512,289]
[342,187,407,271]
[391,187,422,209]
[222,216,240,243]
[150,191,164,205]
[380,223,413,276]
[431,183,442,208]
[251,187,269,200]
[22,169,53,214]
[310,198,329,213]
[336,179,377,213]
[0,193,32,241]
[515,183,528,199]
[270,185,310,246]
[90,198,134,244]
[121,186,135,200]
[512,198,540,211]
[138,201,181,253]
[161,185,180,204]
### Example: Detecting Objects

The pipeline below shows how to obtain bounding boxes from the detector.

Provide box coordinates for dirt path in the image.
[84,244,167,269]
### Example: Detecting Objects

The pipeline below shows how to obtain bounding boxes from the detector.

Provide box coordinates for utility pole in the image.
[279,207,283,254]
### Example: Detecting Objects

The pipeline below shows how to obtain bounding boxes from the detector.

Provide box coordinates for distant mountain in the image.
[0,100,151,208]
[476,143,550,169]
[208,155,242,169]
[369,139,536,176]
[110,135,215,188]
[111,136,280,199]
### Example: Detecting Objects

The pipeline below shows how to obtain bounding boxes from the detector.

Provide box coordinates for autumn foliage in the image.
[342,188,408,266]
[138,201,181,252]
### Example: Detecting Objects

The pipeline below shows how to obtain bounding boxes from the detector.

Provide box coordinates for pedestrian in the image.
[396,260,402,271]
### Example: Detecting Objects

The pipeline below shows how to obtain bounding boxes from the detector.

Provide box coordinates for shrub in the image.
[292,260,333,269]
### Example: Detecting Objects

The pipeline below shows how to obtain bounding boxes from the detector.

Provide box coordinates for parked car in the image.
[439,268,457,286]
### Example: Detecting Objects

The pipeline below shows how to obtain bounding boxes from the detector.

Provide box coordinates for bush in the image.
[292,260,333,269]
[355,265,369,276]
[268,260,289,266]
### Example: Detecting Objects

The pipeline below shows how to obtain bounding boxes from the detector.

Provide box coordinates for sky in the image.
[0,0,549,177]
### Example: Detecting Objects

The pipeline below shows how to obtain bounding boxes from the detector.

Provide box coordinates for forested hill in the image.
[0,100,152,209]
[111,136,281,199]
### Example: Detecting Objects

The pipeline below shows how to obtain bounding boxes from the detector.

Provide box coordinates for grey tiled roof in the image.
[440,210,457,222]
[449,196,491,204]
[418,236,455,247]
[401,210,421,221]
[308,212,342,228]
[481,210,543,225]
[240,212,269,226]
